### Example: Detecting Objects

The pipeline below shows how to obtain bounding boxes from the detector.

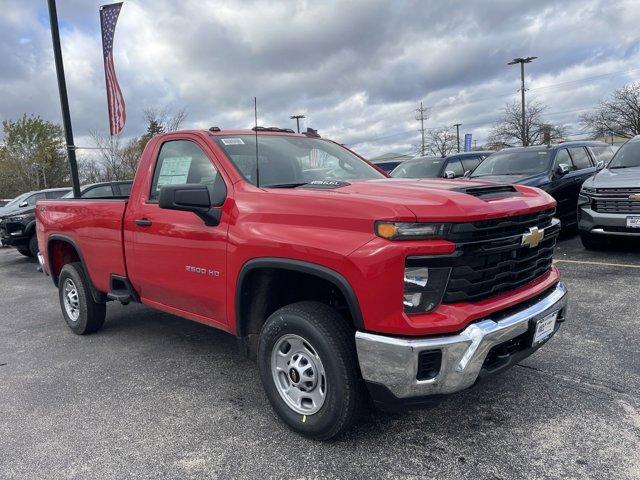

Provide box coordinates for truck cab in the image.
[36,128,568,440]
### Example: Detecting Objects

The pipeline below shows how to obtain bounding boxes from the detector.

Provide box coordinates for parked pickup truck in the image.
[36,128,568,440]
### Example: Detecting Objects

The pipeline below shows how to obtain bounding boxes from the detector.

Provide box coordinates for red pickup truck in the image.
[36,128,568,440]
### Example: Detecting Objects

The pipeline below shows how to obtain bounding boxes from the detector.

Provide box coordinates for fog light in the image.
[403,264,451,314]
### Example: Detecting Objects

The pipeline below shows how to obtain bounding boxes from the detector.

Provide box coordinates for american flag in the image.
[100,3,126,135]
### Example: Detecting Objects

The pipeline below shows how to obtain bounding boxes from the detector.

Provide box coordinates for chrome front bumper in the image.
[355,282,568,400]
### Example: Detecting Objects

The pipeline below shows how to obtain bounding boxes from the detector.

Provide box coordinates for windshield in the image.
[212,135,384,187]
[471,149,551,177]
[608,140,640,169]
[3,192,31,208]
[390,157,444,178]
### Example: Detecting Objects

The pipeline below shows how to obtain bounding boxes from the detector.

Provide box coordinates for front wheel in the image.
[28,234,39,257]
[58,262,106,335]
[257,301,365,440]
[580,231,606,250]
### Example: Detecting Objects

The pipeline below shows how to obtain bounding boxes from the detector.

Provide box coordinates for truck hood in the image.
[583,166,640,189]
[297,178,555,222]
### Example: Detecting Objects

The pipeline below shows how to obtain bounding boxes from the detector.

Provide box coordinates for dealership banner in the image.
[464,133,472,152]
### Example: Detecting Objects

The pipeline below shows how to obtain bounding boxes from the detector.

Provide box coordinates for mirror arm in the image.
[195,207,222,226]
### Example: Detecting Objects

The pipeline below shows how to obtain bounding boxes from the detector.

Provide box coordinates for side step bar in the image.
[107,274,140,305]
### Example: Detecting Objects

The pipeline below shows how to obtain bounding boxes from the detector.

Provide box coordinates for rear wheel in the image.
[58,262,106,335]
[257,301,365,440]
[28,235,39,257]
[580,231,606,250]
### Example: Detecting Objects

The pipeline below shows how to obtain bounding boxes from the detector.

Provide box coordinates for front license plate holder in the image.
[626,216,640,228]
[530,312,558,346]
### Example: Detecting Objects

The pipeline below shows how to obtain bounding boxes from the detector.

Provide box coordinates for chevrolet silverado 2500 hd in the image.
[36,128,568,440]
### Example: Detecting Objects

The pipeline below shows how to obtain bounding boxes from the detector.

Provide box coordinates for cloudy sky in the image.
[1,0,639,158]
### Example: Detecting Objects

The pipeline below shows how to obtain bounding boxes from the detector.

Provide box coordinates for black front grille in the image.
[442,209,559,304]
[447,208,555,243]
[593,199,640,214]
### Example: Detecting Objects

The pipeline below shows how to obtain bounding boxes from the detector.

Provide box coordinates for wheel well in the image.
[48,239,81,285]
[237,265,361,358]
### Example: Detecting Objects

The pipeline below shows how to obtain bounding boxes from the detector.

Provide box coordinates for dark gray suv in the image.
[578,136,640,248]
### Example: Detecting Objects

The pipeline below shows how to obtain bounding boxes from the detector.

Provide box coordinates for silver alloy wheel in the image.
[63,278,80,322]
[271,334,327,415]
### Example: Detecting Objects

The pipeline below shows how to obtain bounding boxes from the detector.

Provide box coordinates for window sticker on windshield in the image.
[157,156,192,187]
[221,138,245,146]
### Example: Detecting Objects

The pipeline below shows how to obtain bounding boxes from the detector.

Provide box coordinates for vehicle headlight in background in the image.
[403,264,451,313]
[376,222,449,240]
[7,215,25,222]
[581,186,595,195]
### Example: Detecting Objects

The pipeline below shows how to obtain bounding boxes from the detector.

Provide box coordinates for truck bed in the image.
[36,199,128,293]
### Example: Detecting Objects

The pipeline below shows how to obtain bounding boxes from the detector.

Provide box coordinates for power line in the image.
[415,102,429,156]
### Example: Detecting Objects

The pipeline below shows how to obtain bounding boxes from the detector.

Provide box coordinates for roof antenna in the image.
[254,97,260,188]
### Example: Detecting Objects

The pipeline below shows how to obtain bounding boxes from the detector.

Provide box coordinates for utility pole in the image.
[508,56,537,147]
[453,123,462,152]
[415,102,429,156]
[47,0,81,198]
[290,114,305,133]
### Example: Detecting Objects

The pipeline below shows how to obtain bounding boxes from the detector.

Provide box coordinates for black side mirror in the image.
[159,175,227,226]
[19,201,28,208]
[555,163,571,177]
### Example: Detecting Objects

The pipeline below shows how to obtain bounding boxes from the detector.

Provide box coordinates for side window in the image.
[553,149,574,171]
[461,156,481,173]
[446,159,465,177]
[83,185,114,198]
[568,147,592,170]
[149,140,218,202]
[117,182,132,196]
[45,190,69,199]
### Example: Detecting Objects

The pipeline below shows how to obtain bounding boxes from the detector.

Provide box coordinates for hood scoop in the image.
[454,184,520,200]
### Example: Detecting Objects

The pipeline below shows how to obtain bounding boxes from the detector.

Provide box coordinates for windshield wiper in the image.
[609,165,634,169]
[263,182,309,188]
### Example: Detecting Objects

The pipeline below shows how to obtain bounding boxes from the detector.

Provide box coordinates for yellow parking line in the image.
[554,259,640,269]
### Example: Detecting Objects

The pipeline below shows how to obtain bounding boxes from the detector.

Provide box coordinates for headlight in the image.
[7,215,25,222]
[376,222,449,240]
[581,186,595,195]
[403,264,451,313]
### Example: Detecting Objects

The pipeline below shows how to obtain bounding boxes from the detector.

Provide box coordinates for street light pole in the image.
[290,114,305,133]
[508,56,537,147]
[453,123,462,152]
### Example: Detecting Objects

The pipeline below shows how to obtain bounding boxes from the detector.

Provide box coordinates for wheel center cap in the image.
[289,368,300,384]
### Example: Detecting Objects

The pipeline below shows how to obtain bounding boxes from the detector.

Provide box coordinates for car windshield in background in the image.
[471,149,551,177]
[608,140,640,169]
[3,192,31,208]
[212,135,384,187]
[390,158,444,178]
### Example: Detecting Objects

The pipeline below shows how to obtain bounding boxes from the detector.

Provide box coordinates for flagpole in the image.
[47,0,81,198]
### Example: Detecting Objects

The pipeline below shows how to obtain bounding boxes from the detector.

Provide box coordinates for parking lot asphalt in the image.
[1,235,639,480]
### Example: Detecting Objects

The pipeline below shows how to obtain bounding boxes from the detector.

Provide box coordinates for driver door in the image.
[126,137,229,328]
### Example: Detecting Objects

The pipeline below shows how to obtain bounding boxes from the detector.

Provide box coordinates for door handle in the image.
[134,218,152,227]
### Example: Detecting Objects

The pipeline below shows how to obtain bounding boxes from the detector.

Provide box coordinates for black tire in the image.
[58,262,106,335]
[28,235,39,257]
[257,301,365,440]
[580,231,606,250]
[16,248,33,257]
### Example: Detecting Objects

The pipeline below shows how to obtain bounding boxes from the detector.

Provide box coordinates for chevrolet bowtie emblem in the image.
[629,193,640,201]
[522,226,544,248]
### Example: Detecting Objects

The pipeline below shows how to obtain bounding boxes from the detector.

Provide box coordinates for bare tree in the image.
[143,106,188,133]
[425,127,457,157]
[580,82,640,139]
[488,101,566,147]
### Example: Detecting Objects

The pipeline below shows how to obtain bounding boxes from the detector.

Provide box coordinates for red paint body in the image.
[36,130,560,336]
